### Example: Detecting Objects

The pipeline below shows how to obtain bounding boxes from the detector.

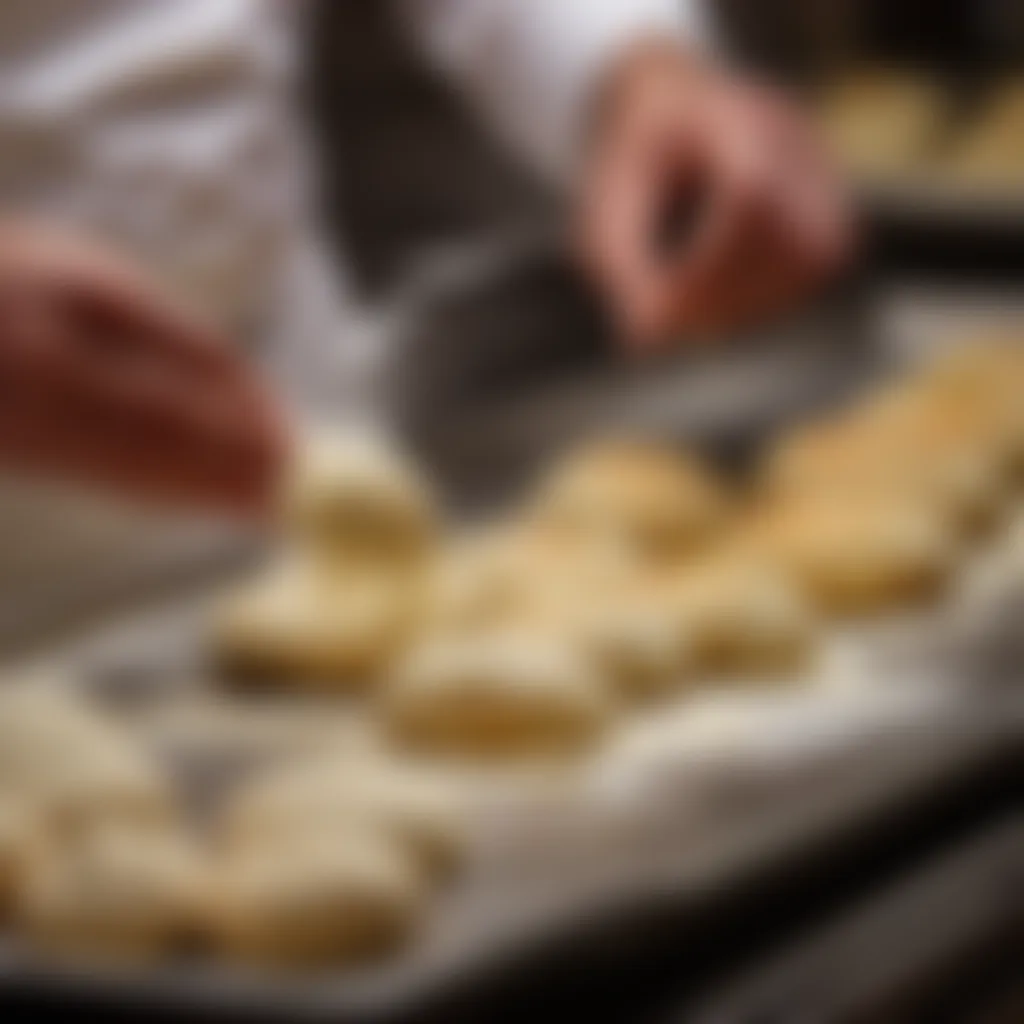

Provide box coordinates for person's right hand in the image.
[0,222,287,516]
[580,45,853,349]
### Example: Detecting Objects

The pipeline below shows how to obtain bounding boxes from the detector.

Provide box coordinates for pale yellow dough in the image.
[0,686,177,838]
[426,528,535,633]
[222,756,463,880]
[945,80,1024,187]
[668,555,815,675]
[206,831,426,967]
[216,431,440,690]
[384,632,614,760]
[0,798,31,914]
[16,822,202,961]
[214,555,426,689]
[536,590,689,701]
[747,498,957,615]
[818,69,950,179]
[283,432,436,568]
[528,440,728,565]
[763,398,1007,536]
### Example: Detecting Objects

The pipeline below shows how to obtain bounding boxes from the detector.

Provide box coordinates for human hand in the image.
[0,222,286,516]
[580,45,854,349]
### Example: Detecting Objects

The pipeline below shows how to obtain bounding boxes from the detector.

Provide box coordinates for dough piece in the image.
[16,822,202,961]
[283,433,437,567]
[222,758,463,880]
[918,338,1024,475]
[538,591,689,701]
[426,528,533,633]
[747,498,957,615]
[669,555,815,675]
[0,686,177,837]
[861,384,1013,524]
[138,697,379,768]
[207,831,426,967]
[213,555,426,689]
[529,440,728,565]
[925,336,1024,390]
[0,798,31,915]
[763,403,1005,536]
[818,69,950,179]
[945,79,1024,188]
[384,632,614,760]
[427,527,682,700]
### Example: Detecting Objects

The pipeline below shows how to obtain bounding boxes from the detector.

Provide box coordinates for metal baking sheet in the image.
[1,503,1021,1021]
[0,294,1021,1019]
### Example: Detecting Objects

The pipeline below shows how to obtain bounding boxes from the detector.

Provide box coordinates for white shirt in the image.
[0,1,703,392]
[0,0,704,606]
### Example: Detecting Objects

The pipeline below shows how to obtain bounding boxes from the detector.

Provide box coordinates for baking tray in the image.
[683,813,1024,1024]
[0,688,1018,1024]
[1,273,1022,1020]
[1,502,1022,1023]
[379,232,881,510]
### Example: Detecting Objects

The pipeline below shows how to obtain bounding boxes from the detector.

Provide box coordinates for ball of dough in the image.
[537,591,689,701]
[944,80,1024,187]
[214,556,426,689]
[529,440,728,565]
[283,433,437,567]
[16,822,202,961]
[748,498,957,615]
[0,798,32,915]
[0,687,177,837]
[924,336,1024,393]
[818,70,949,178]
[426,528,534,633]
[384,632,614,760]
[763,404,1005,536]
[222,758,463,880]
[206,831,426,967]
[139,697,379,768]
[917,338,1024,476]
[669,556,815,675]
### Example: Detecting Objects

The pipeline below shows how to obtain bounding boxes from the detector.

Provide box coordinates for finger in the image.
[63,265,237,378]
[729,167,831,325]
[40,351,282,514]
[581,131,699,349]
[658,133,845,336]
[695,196,795,334]
[765,117,857,276]
[646,153,769,336]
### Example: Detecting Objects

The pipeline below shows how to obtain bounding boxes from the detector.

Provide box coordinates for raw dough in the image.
[539,591,689,701]
[384,632,614,760]
[945,79,1024,188]
[917,338,1024,475]
[214,555,426,689]
[138,696,379,768]
[206,831,426,967]
[818,69,950,179]
[222,757,463,879]
[0,686,177,837]
[16,822,202,961]
[426,527,533,633]
[283,433,436,568]
[0,798,31,915]
[763,401,1006,536]
[747,497,957,615]
[669,555,815,674]
[529,440,728,565]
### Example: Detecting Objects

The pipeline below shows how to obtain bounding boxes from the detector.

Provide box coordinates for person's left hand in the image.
[580,44,854,350]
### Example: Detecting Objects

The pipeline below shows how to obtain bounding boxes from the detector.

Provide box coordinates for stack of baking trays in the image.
[0,289,1021,1021]
[814,65,1024,234]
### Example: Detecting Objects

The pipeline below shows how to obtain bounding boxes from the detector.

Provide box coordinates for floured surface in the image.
[0,507,1017,1004]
